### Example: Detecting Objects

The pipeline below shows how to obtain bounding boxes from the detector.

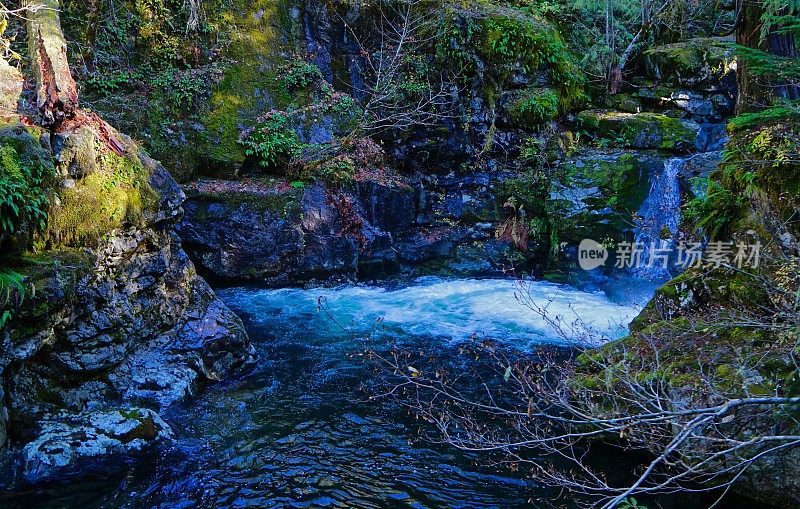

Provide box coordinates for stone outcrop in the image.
[176,168,542,284]
[0,120,253,481]
[643,37,736,90]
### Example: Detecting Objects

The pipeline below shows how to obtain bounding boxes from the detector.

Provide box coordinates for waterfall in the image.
[631,157,688,280]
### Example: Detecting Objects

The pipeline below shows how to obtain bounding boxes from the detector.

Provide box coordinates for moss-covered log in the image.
[24,0,79,127]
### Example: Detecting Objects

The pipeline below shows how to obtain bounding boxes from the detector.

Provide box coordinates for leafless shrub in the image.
[365,255,800,508]
[337,0,459,134]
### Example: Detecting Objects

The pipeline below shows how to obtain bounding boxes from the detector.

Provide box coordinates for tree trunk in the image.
[24,0,79,128]
[736,0,766,113]
[609,0,670,94]
[611,27,648,94]
[734,1,799,112]
[768,28,800,100]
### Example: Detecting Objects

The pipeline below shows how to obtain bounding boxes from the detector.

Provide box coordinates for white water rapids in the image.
[222,277,647,349]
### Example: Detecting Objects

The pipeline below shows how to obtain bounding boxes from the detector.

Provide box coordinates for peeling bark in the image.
[24,0,78,128]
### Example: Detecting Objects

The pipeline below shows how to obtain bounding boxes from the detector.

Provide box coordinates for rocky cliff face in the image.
[176,171,533,284]
[0,120,253,483]
[155,3,735,287]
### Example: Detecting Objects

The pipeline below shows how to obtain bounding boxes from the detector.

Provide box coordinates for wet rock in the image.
[179,179,417,283]
[178,188,304,283]
[548,149,661,246]
[396,226,466,264]
[2,126,251,479]
[298,183,360,277]
[637,87,734,122]
[22,408,172,481]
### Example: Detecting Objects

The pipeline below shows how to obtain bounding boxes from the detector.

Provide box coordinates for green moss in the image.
[45,151,158,248]
[577,110,697,150]
[687,121,800,237]
[439,4,585,112]
[201,0,299,170]
[605,93,643,114]
[0,123,56,253]
[644,37,734,85]
[188,187,301,220]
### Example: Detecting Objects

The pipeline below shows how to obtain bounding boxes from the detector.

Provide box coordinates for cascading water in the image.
[632,156,689,280]
[0,277,647,509]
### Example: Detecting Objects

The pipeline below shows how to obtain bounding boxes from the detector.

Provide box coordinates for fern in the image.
[760,0,800,40]
[0,268,24,329]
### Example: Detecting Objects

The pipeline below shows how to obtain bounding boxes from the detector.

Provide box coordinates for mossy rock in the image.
[503,87,559,128]
[576,109,699,151]
[184,182,302,221]
[0,122,56,254]
[0,59,22,115]
[547,150,655,248]
[43,130,159,249]
[604,93,643,114]
[200,0,303,173]
[643,37,735,88]
[4,249,93,341]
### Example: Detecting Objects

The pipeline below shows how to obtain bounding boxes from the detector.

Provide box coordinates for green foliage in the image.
[0,141,53,237]
[737,45,800,81]
[495,171,551,252]
[281,60,324,90]
[618,497,647,509]
[438,6,585,111]
[727,101,800,132]
[687,119,800,238]
[519,136,545,162]
[684,178,743,238]
[760,0,800,40]
[150,68,208,109]
[240,112,304,168]
[0,267,24,329]
[290,136,385,185]
[85,70,144,96]
[307,154,356,184]
[508,88,560,126]
[60,0,238,170]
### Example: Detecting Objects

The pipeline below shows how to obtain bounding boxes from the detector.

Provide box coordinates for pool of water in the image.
[1,277,655,508]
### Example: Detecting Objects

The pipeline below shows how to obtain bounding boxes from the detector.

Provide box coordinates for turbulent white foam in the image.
[221,278,645,348]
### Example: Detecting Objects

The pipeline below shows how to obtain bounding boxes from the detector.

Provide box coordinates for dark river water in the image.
[2,276,754,508]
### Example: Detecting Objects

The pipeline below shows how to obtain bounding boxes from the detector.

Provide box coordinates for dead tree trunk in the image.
[24,0,78,128]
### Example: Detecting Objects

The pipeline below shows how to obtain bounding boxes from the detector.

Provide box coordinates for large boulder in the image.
[22,408,172,481]
[577,110,701,151]
[548,150,659,244]
[178,178,417,284]
[643,37,736,90]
